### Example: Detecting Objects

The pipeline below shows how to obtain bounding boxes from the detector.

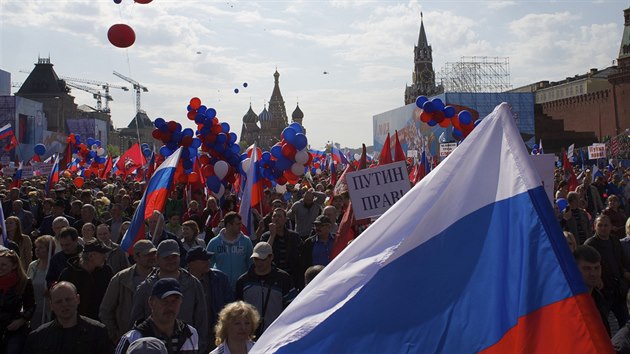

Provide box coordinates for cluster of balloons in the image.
[265,122,312,185]
[34,144,46,156]
[451,110,479,141]
[531,144,542,155]
[108,0,153,48]
[415,96,479,141]
[309,156,323,176]
[416,96,456,128]
[65,134,108,185]
[234,82,248,94]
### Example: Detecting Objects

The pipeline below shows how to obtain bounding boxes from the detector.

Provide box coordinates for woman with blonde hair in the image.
[211,301,261,354]
[27,235,56,329]
[4,216,32,268]
[0,249,34,353]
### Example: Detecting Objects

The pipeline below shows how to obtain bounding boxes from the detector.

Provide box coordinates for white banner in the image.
[407,149,418,158]
[440,143,457,157]
[346,161,411,219]
[588,144,607,160]
[37,162,54,176]
[21,165,33,179]
[0,155,10,166]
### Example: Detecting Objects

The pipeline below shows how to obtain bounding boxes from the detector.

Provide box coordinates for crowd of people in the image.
[0,171,345,353]
[6,157,630,353]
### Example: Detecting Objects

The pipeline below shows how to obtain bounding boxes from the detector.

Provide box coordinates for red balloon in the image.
[438,118,451,128]
[433,111,445,124]
[74,177,84,188]
[281,144,297,160]
[181,136,193,147]
[189,172,199,183]
[134,0,153,3]
[187,111,197,120]
[451,116,462,131]
[211,125,222,134]
[202,165,215,178]
[152,129,161,139]
[167,121,178,132]
[420,111,433,123]
[107,24,135,48]
[199,155,211,165]
[190,97,201,110]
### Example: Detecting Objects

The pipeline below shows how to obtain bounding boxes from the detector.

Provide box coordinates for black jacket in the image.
[116,318,198,354]
[0,278,34,334]
[58,257,113,321]
[24,315,112,354]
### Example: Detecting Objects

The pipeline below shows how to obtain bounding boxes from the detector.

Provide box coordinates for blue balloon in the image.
[221,122,230,133]
[294,133,307,150]
[183,159,193,170]
[198,105,207,114]
[160,145,173,157]
[95,140,102,147]
[556,198,569,212]
[206,176,221,193]
[228,155,240,167]
[154,118,165,127]
[141,143,150,150]
[195,113,205,125]
[474,119,482,127]
[191,138,202,149]
[240,153,248,161]
[230,144,240,154]
[415,96,428,109]
[142,148,152,158]
[229,132,238,144]
[188,147,198,157]
[206,108,217,119]
[431,98,445,111]
[87,138,95,147]
[427,119,437,127]
[276,156,292,170]
[186,105,193,112]
[289,122,303,134]
[443,106,456,118]
[216,133,228,145]
[175,123,182,133]
[181,148,190,159]
[271,145,282,158]
[214,144,225,153]
[282,127,297,144]
[422,101,436,113]
[458,110,472,125]
[171,132,183,143]
[34,144,46,156]
[113,0,122,3]
[182,128,194,137]
[74,135,81,144]
[166,142,178,150]
[262,151,271,161]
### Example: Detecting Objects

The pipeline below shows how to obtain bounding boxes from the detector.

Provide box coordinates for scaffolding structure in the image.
[437,56,511,93]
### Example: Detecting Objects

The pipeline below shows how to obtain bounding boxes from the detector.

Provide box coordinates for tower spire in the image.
[418,12,428,48]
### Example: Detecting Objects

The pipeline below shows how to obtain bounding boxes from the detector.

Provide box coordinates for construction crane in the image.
[60,76,129,113]
[64,81,113,112]
[113,71,148,114]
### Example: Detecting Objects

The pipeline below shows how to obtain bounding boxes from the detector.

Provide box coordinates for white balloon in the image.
[97,147,106,156]
[291,162,305,176]
[316,168,321,175]
[215,160,229,180]
[91,144,98,151]
[241,158,251,172]
[354,153,361,160]
[275,184,287,193]
[294,183,301,190]
[295,150,309,165]
[212,184,225,199]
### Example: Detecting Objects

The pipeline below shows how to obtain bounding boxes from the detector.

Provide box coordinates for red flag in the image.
[116,142,146,176]
[393,131,406,162]
[563,153,578,191]
[59,142,72,171]
[378,133,392,165]
[3,135,17,152]
[31,155,41,163]
[100,155,113,179]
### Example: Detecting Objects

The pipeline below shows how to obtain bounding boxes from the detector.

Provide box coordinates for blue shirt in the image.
[311,235,334,266]
[206,232,253,289]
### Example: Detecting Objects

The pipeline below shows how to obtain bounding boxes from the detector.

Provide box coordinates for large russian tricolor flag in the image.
[120,147,182,254]
[252,103,613,353]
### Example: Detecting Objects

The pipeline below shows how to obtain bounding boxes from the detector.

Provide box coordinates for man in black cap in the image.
[301,215,335,269]
[185,246,233,350]
[117,278,199,354]
[58,238,114,321]
[101,240,158,343]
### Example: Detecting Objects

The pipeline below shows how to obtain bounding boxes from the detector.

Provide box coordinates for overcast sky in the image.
[1,0,626,149]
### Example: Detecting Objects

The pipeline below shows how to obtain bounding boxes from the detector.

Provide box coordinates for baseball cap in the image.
[83,240,113,254]
[185,246,214,263]
[313,215,332,225]
[127,337,167,354]
[134,240,157,256]
[151,278,183,299]
[157,239,180,258]
[251,242,273,259]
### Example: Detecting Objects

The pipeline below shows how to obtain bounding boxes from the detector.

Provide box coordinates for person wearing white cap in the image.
[116,278,199,354]
[235,242,296,336]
